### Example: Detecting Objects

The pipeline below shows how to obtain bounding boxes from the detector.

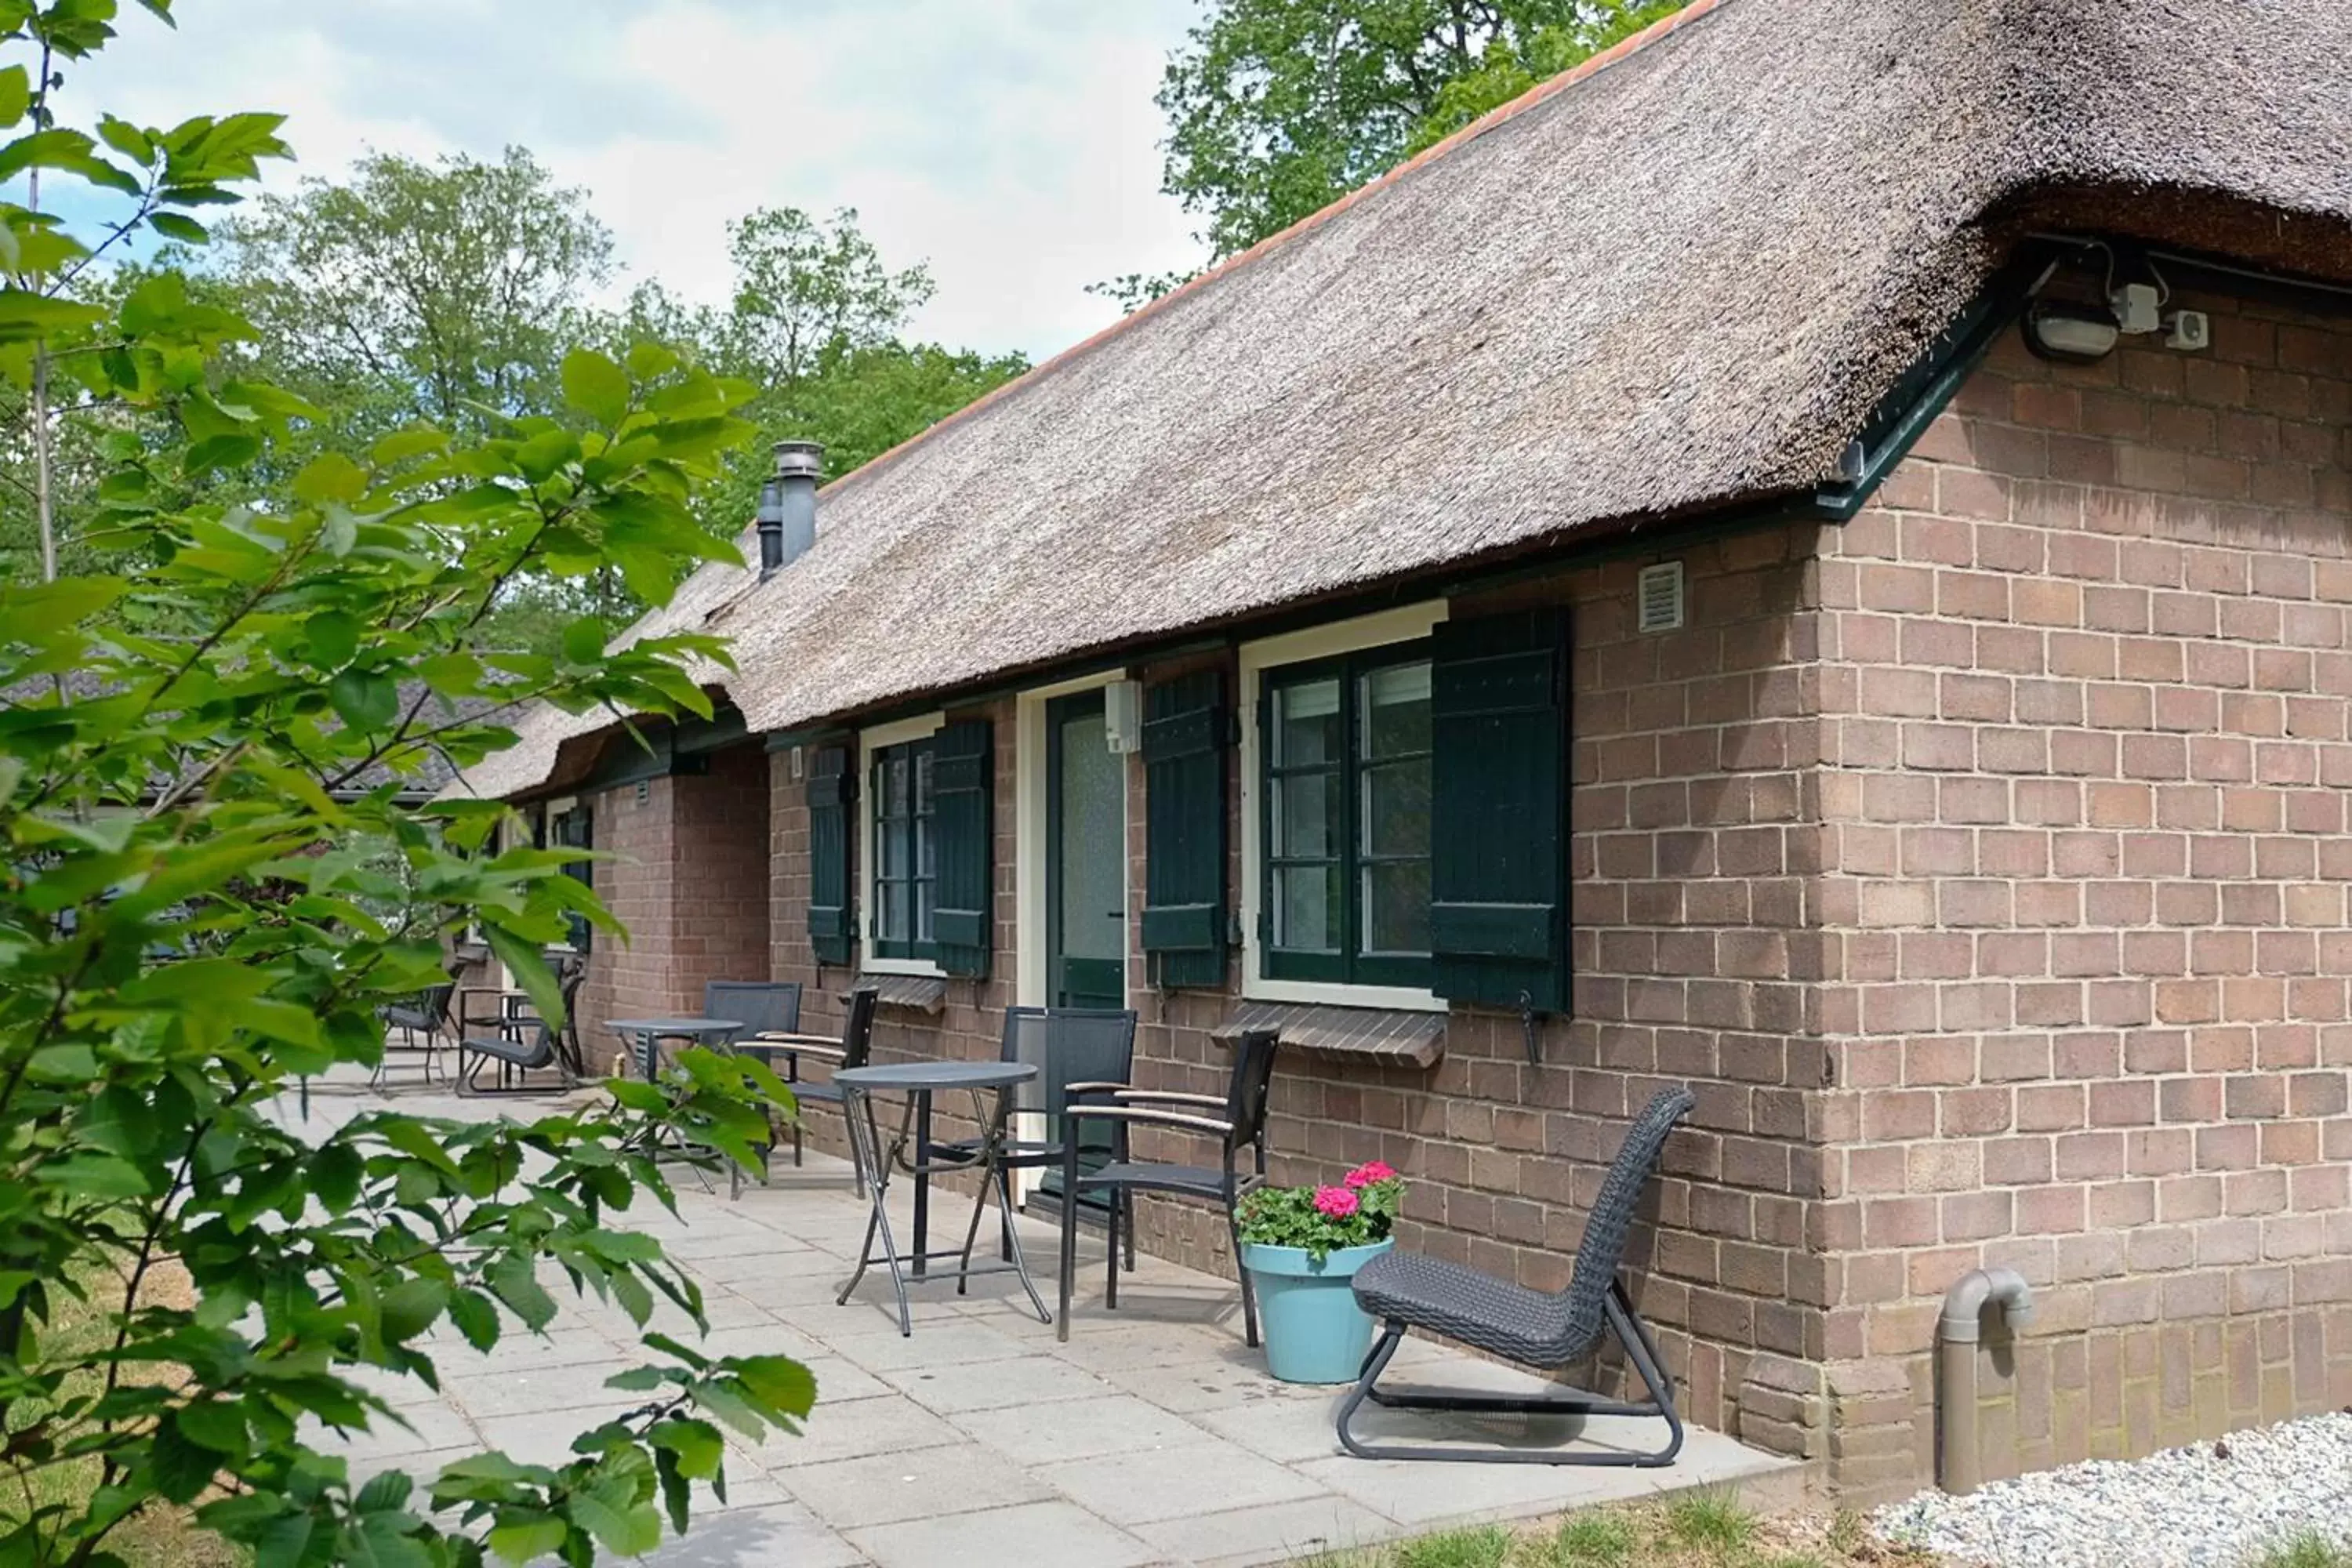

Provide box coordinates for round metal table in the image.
[605,1017,744,1082]
[833,1061,1049,1336]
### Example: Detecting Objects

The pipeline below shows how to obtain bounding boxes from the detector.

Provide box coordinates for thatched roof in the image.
[455,0,2352,800]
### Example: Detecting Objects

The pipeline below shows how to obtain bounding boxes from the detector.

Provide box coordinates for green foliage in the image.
[1552,1511,1635,1566]
[1663,1489,1757,1553]
[1236,1161,1402,1262]
[0,7,810,1563]
[1156,0,1690,259]
[1396,1526,1512,1568]
[2249,1535,2352,1568]
[626,206,1027,541]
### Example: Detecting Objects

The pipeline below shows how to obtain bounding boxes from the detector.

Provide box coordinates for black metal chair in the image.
[703,980,801,1041]
[375,971,457,1087]
[930,1006,1139,1276]
[455,965,586,1096]
[1054,1028,1279,1346]
[1335,1085,1695,1467]
[732,987,880,1192]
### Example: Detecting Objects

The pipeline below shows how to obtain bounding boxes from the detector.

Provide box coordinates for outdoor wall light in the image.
[2023,299,2122,364]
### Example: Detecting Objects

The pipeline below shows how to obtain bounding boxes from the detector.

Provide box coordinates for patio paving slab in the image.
[848,1498,1160,1568]
[298,1076,1800,1565]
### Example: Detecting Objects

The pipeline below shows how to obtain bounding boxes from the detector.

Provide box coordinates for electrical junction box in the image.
[2112,283,2164,335]
[2165,310,2212,352]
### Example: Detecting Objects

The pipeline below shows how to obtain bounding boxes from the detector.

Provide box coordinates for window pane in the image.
[916,880,935,943]
[880,815,907,878]
[1273,863,1339,953]
[879,880,907,943]
[885,753,909,818]
[1274,677,1341,767]
[1363,858,1432,956]
[1363,661,1432,760]
[1276,771,1338,859]
[915,747,935,813]
[916,814,935,877]
[1363,760,1432,856]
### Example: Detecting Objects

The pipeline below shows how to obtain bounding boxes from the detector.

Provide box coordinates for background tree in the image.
[0,5,812,1564]
[210,145,615,443]
[659,206,1025,535]
[1153,0,1686,262]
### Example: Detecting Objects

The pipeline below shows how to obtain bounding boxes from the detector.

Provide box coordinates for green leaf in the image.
[354,1471,412,1514]
[560,347,630,427]
[485,1515,568,1564]
[254,1512,314,1568]
[729,1355,817,1420]
[150,1415,222,1504]
[558,617,605,667]
[304,611,360,672]
[98,114,156,165]
[485,1253,557,1333]
[44,1153,151,1199]
[146,210,207,244]
[447,1289,501,1354]
[310,1142,362,1213]
[567,1494,659,1558]
[379,1278,448,1343]
[328,668,400,731]
[174,1399,246,1455]
[0,129,96,186]
[292,452,367,505]
[0,66,27,130]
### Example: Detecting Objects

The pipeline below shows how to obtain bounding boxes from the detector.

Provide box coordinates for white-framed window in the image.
[1239,602,1449,1011]
[858,713,946,976]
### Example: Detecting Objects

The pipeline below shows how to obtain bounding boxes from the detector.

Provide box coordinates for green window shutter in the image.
[1141,670,1229,989]
[1429,608,1570,1014]
[931,718,994,977]
[806,744,855,966]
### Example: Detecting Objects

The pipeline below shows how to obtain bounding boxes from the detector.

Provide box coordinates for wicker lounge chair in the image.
[1336,1085,1695,1466]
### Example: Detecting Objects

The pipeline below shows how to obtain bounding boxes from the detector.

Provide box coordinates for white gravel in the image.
[1875,1412,2352,1568]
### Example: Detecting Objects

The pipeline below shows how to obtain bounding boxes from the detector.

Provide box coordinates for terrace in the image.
[302,1074,1793,1567]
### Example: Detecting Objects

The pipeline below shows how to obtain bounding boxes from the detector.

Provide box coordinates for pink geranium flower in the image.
[1345,1161,1397,1189]
[1312,1185,1360,1218]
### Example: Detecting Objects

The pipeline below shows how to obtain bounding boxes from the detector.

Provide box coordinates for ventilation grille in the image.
[1637,561,1686,633]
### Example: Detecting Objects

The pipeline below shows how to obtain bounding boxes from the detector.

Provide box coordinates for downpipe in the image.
[1936,1267,2035,1494]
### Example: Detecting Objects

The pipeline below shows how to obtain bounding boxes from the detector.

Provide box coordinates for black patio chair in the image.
[374,970,458,1088]
[731,986,880,1194]
[455,964,586,1097]
[1054,1028,1279,1346]
[929,1006,1138,1276]
[1335,1085,1695,1467]
[703,980,801,1041]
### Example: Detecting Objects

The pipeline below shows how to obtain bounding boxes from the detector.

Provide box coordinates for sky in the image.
[70,0,1210,363]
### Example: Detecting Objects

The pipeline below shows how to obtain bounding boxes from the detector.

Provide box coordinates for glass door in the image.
[1047,691,1127,1010]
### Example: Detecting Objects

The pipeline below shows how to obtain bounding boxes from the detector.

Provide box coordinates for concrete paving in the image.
[292,1076,1795,1565]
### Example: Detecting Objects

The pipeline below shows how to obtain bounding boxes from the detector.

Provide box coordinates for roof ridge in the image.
[804,0,1737,506]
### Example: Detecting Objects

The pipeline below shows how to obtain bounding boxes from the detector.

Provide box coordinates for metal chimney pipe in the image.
[755,477,785,575]
[767,440,822,576]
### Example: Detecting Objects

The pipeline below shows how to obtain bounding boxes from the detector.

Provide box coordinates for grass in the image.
[0,1259,246,1568]
[1295,1491,1944,1568]
[2248,1537,2352,1568]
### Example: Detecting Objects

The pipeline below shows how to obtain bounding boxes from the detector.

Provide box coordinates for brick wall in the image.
[1120,531,1825,1443]
[572,746,772,1071]
[1811,286,2352,1496]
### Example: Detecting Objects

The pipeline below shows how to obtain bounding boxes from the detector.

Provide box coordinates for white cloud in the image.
[69,0,1209,361]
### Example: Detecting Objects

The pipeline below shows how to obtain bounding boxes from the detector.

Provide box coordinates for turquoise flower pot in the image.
[1241,1237,1396,1385]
